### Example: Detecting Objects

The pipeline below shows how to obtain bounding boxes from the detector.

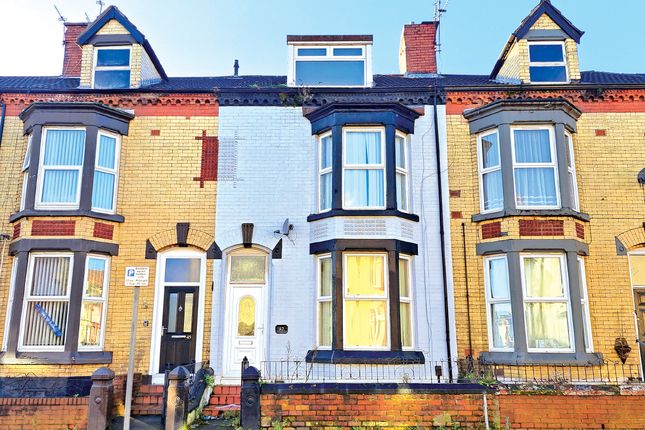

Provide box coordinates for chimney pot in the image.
[399,21,438,75]
[62,22,88,77]
[234,59,239,77]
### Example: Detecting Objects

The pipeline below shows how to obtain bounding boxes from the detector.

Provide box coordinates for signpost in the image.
[123,267,149,430]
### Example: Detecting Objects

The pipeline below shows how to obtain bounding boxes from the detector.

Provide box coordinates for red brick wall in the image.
[0,397,89,430]
[519,219,564,236]
[93,222,114,240]
[402,22,437,74]
[31,220,76,236]
[482,221,502,239]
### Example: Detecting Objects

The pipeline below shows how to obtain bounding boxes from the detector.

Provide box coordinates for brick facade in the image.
[0,397,89,430]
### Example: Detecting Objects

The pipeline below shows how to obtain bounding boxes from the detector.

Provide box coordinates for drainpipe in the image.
[0,102,6,148]
[433,83,454,381]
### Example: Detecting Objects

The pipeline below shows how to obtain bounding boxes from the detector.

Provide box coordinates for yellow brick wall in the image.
[0,112,218,377]
[530,13,560,30]
[96,19,129,35]
[446,110,645,369]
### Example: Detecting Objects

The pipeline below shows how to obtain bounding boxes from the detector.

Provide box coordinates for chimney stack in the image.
[399,21,438,75]
[62,22,88,77]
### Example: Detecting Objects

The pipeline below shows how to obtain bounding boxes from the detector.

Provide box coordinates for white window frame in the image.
[316,254,332,349]
[527,41,569,85]
[18,252,74,352]
[511,125,561,210]
[342,252,390,351]
[78,254,110,351]
[318,131,333,213]
[629,250,645,289]
[520,253,575,353]
[565,131,580,212]
[20,134,32,211]
[484,255,514,352]
[35,127,86,210]
[342,127,387,210]
[577,256,593,353]
[477,129,503,213]
[398,255,415,350]
[395,132,411,213]
[290,44,371,88]
[2,259,18,352]
[91,130,121,214]
[92,46,132,89]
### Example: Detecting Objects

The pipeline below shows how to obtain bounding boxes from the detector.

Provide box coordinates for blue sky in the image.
[0,0,643,77]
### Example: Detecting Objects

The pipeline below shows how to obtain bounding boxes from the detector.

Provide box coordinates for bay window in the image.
[19,254,73,351]
[343,129,386,209]
[343,253,389,349]
[512,127,559,209]
[395,134,409,211]
[566,132,579,212]
[317,255,332,348]
[92,132,120,213]
[398,256,414,348]
[484,255,514,351]
[36,128,86,209]
[478,130,503,212]
[20,135,32,211]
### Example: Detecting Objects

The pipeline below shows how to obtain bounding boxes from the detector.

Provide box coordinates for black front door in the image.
[159,287,198,372]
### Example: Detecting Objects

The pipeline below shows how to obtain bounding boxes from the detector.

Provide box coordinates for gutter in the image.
[0,101,5,148]
[432,82,454,382]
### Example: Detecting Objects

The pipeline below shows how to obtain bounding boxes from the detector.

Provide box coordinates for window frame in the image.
[398,255,415,350]
[395,132,411,213]
[519,253,575,353]
[510,125,561,210]
[318,131,333,213]
[35,127,86,210]
[92,46,132,90]
[477,129,503,213]
[577,256,593,353]
[341,127,387,210]
[2,259,18,352]
[342,252,390,351]
[565,131,580,212]
[484,254,514,352]
[91,130,121,214]
[316,254,333,349]
[18,252,74,352]
[78,254,110,351]
[292,44,368,88]
[527,41,569,85]
[20,134,32,211]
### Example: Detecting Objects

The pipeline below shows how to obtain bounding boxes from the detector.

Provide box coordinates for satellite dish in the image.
[280,218,293,235]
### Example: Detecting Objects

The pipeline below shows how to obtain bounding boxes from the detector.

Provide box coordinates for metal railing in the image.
[259,357,642,385]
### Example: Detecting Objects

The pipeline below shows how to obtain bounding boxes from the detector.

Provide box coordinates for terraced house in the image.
[443,0,645,377]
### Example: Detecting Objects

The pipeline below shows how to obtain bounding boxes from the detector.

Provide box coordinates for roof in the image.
[0,71,644,93]
[77,5,168,80]
[491,0,584,79]
[287,35,373,43]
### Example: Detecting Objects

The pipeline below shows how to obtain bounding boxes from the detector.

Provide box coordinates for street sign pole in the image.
[123,284,140,430]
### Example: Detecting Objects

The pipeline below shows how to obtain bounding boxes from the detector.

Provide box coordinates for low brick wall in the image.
[259,384,645,429]
[0,397,89,430]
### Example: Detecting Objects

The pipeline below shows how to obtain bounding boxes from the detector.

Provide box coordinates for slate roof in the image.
[1,71,644,93]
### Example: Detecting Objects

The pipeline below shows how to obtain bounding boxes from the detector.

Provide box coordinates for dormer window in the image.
[287,36,373,87]
[528,42,568,84]
[93,47,131,89]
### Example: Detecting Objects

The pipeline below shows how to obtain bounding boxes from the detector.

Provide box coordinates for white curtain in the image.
[344,131,384,208]
[483,170,503,210]
[514,129,556,206]
[41,130,85,203]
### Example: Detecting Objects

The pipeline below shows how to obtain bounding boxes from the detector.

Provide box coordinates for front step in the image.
[202,386,240,416]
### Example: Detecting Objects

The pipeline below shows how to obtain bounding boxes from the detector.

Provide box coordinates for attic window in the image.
[528,42,568,84]
[289,41,372,87]
[93,47,131,89]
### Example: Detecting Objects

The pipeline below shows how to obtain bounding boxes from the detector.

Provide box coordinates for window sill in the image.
[0,350,113,365]
[479,351,603,366]
[308,209,419,223]
[10,209,124,223]
[306,349,425,364]
[472,208,590,223]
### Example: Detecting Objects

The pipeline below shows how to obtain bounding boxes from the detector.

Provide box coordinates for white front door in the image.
[223,250,267,379]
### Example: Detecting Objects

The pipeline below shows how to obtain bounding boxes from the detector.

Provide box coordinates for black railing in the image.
[259,357,642,385]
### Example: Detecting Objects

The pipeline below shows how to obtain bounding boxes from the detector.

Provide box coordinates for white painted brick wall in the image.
[211,104,454,378]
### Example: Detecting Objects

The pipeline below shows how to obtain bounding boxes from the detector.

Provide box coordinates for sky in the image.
[0,0,643,78]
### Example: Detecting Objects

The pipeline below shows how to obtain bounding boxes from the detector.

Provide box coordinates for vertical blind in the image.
[41,130,85,204]
[21,256,71,348]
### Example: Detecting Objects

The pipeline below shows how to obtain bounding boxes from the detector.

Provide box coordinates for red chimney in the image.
[399,21,438,75]
[62,23,88,77]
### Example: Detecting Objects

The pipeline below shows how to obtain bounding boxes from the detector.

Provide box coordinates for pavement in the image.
[110,415,236,429]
